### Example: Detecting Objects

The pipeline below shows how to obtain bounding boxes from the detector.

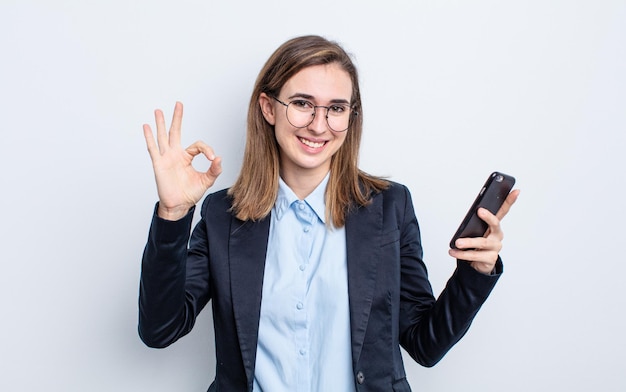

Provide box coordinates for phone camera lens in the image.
[495,175,504,182]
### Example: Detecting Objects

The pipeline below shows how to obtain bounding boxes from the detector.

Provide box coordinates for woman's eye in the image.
[292,100,313,109]
[330,105,347,114]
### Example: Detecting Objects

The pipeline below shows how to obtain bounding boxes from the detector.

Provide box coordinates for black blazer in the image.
[139,182,501,391]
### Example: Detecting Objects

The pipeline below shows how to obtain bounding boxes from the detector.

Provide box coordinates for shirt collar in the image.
[274,172,329,224]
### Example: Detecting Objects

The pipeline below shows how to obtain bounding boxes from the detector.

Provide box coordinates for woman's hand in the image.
[143,102,222,221]
[448,189,520,274]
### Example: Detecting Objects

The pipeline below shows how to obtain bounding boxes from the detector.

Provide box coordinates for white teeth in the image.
[299,137,325,148]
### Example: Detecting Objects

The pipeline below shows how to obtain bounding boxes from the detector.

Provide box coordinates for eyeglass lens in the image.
[286,100,351,132]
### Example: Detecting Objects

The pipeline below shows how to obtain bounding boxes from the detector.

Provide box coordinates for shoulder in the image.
[375,181,418,227]
[377,180,412,204]
[199,188,233,216]
[353,179,415,214]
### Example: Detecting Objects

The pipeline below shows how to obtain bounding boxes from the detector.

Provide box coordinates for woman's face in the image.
[260,63,352,182]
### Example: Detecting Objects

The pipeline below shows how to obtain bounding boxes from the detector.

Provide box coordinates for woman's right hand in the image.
[143,101,222,221]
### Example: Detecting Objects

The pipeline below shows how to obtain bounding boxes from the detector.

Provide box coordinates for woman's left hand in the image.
[448,189,520,274]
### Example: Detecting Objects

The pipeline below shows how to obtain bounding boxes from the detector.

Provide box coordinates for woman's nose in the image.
[307,107,329,133]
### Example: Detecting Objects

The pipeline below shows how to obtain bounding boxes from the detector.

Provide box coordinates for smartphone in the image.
[450,171,515,249]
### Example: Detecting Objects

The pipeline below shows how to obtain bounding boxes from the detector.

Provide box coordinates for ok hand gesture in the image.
[143,102,222,221]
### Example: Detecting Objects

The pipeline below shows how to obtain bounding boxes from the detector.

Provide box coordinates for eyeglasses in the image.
[272,96,356,132]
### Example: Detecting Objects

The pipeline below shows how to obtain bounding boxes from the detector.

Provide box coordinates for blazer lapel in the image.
[229,215,271,386]
[345,192,383,369]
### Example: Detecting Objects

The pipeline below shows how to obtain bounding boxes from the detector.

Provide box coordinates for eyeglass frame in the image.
[271,96,358,132]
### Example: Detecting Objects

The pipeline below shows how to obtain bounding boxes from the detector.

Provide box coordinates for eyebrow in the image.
[287,93,351,105]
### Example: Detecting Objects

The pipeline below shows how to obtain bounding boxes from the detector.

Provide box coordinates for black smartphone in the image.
[450,171,515,249]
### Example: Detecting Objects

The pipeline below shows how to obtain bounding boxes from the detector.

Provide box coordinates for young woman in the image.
[139,35,519,392]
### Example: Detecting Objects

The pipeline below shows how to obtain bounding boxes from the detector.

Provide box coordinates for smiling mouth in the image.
[299,137,326,148]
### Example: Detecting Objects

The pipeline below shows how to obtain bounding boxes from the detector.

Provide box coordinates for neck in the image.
[280,167,329,200]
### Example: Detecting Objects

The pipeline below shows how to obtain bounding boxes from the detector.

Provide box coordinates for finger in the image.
[169,101,183,148]
[478,208,503,239]
[186,141,216,160]
[454,236,501,252]
[142,124,159,161]
[495,189,520,221]
[206,156,223,180]
[449,247,499,265]
[154,108,168,155]
[186,141,222,181]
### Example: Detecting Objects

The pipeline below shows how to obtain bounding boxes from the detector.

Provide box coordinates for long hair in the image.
[228,35,388,227]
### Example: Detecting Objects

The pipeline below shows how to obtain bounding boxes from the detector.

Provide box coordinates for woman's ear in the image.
[258,93,276,125]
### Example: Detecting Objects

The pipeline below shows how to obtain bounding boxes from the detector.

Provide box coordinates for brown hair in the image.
[228,35,388,227]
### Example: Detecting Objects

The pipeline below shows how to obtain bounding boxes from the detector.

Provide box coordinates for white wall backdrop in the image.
[1,0,624,391]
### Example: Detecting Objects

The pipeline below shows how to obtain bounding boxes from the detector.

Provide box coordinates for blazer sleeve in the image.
[138,199,212,348]
[396,184,502,367]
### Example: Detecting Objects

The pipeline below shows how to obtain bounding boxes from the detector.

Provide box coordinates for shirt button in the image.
[299,348,306,356]
[356,371,365,384]
[296,302,303,310]
[299,264,306,271]
[298,203,305,210]
[303,226,310,233]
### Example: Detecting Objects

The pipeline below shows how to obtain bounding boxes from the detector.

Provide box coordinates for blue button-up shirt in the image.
[253,174,355,392]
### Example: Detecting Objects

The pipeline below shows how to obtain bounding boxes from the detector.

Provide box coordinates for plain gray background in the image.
[1,0,624,391]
